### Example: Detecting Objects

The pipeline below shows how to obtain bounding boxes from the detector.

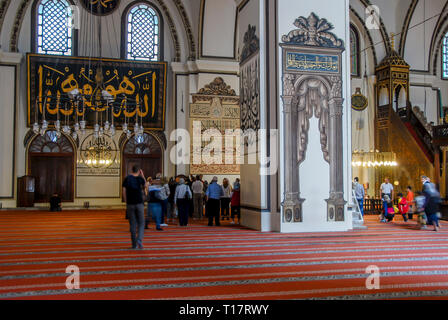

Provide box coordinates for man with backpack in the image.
[122,166,147,249]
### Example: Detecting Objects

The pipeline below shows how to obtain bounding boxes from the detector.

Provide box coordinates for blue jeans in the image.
[127,203,145,248]
[148,202,162,229]
[382,196,391,218]
[427,213,440,227]
[357,198,364,217]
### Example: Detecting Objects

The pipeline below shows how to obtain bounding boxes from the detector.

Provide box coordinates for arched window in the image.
[123,2,163,61]
[442,32,448,79]
[33,0,75,56]
[350,25,360,77]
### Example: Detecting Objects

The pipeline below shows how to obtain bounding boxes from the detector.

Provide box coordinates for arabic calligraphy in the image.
[286,52,339,73]
[80,0,120,16]
[28,54,167,129]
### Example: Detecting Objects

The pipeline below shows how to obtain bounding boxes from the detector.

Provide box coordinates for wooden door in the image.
[122,156,162,180]
[29,155,74,202]
[122,133,163,201]
[28,131,75,203]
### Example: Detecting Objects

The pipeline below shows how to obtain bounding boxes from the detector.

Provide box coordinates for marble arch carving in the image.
[281,13,346,224]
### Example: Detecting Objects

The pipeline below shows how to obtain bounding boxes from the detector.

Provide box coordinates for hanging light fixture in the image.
[32,0,143,147]
[352,150,398,168]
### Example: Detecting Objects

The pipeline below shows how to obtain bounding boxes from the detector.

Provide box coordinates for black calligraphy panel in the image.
[80,0,120,16]
[27,54,167,130]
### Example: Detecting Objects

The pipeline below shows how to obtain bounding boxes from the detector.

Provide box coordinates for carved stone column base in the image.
[281,193,304,223]
[326,196,346,222]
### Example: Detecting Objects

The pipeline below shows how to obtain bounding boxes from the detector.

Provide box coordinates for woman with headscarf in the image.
[174,178,192,226]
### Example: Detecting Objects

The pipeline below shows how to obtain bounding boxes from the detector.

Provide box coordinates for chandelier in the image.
[352,150,398,168]
[31,1,145,146]
[80,135,118,168]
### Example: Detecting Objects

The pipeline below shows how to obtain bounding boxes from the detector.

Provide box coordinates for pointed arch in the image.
[121,1,164,61]
[350,24,361,77]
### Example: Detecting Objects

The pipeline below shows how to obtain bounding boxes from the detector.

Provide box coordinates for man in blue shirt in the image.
[205,177,224,226]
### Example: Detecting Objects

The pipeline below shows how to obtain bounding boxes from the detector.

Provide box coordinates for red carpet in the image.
[0,210,448,300]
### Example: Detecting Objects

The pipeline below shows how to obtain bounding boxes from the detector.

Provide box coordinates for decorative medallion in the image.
[80,0,120,16]
[351,87,368,111]
[197,77,236,96]
[281,12,344,49]
[80,134,118,169]
[285,209,293,223]
[240,24,260,63]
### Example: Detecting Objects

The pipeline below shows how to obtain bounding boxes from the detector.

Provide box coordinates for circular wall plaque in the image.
[80,0,121,16]
[80,134,118,168]
[351,87,368,111]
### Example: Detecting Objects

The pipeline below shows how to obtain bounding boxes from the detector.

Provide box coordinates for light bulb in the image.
[74,123,80,132]
[33,123,40,134]
[55,120,61,130]
[80,120,86,130]
[63,125,71,134]
[42,120,48,130]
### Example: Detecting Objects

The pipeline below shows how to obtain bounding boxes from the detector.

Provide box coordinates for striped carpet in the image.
[0,210,448,300]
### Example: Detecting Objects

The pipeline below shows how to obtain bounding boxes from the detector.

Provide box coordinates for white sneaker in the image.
[161,223,168,227]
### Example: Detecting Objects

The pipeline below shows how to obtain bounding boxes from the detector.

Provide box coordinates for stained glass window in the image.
[36,0,73,56]
[126,4,161,61]
[443,33,448,79]
[350,25,360,77]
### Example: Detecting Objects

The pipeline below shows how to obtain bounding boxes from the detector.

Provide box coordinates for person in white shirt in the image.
[191,175,204,219]
[380,178,394,222]
[174,178,193,226]
[353,177,365,216]
[220,178,233,221]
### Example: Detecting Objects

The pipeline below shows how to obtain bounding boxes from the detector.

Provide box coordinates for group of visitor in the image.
[122,166,241,249]
[353,175,442,232]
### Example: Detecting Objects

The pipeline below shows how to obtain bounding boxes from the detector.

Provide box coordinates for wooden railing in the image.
[364,198,399,215]
[397,104,435,163]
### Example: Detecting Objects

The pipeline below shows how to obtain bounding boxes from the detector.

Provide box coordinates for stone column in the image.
[281,84,303,223]
[327,95,346,221]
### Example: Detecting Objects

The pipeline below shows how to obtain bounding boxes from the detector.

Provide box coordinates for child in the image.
[230,182,241,225]
[397,193,409,222]
[383,195,395,222]
[414,191,428,230]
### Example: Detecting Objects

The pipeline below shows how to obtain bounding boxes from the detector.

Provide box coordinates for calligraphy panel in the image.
[189,98,241,175]
[27,54,167,130]
[285,51,340,74]
[80,0,121,16]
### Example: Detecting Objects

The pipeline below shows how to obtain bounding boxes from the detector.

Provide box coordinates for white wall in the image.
[201,0,236,58]
[0,65,16,198]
